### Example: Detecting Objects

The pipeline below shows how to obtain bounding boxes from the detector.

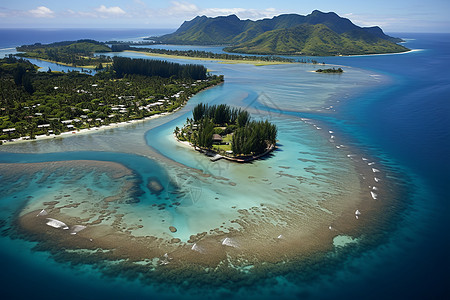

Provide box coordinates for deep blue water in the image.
[0,28,173,49]
[0,29,449,299]
[311,33,450,300]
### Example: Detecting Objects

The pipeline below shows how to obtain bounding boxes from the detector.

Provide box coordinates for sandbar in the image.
[125,50,293,66]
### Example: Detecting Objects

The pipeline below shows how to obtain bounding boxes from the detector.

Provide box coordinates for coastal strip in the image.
[124,50,294,66]
[174,134,277,163]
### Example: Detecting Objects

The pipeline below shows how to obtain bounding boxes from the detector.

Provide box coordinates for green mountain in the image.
[226,24,408,56]
[152,10,409,56]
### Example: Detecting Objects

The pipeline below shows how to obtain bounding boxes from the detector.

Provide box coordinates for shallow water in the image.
[0,32,448,299]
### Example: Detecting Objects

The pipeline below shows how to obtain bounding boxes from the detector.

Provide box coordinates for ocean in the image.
[0,29,448,299]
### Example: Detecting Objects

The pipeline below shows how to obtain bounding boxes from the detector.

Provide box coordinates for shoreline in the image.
[1,111,173,146]
[174,134,277,163]
[20,56,113,69]
[337,48,420,57]
[124,50,294,66]
[1,80,223,147]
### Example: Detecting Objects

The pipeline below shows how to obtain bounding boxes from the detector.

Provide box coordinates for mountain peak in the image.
[224,14,240,20]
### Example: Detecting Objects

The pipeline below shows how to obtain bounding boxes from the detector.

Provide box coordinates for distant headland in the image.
[149,10,410,56]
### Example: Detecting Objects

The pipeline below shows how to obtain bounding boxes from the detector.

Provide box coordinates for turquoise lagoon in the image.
[0,33,448,299]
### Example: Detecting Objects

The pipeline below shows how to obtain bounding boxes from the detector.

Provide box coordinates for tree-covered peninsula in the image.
[16,40,113,69]
[0,56,223,143]
[175,103,277,162]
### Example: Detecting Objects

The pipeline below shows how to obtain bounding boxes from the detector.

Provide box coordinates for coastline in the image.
[1,80,223,147]
[1,112,171,146]
[18,56,113,69]
[338,48,419,57]
[124,50,294,66]
[174,133,277,163]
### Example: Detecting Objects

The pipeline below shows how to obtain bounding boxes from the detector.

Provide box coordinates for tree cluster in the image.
[182,103,277,156]
[113,57,207,80]
[315,67,343,73]
[192,103,242,125]
[232,120,277,156]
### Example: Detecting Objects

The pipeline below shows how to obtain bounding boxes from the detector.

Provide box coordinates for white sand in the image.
[1,111,175,146]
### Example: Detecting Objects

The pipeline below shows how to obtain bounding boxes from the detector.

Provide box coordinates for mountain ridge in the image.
[151,10,408,56]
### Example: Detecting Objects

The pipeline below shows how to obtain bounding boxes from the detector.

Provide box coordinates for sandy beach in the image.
[125,50,294,66]
[1,106,178,146]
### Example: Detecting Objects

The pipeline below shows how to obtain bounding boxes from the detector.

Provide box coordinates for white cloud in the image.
[166,1,199,16]
[163,1,281,20]
[95,5,126,16]
[65,9,96,18]
[201,7,279,20]
[29,6,54,18]
[63,5,127,19]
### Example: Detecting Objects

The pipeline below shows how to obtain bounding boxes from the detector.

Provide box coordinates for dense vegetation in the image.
[176,103,277,157]
[231,120,277,156]
[112,57,208,80]
[153,10,409,56]
[16,40,112,68]
[226,24,407,56]
[315,67,343,73]
[0,56,223,142]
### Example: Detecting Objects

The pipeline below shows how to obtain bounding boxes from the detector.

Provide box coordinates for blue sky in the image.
[0,0,449,32]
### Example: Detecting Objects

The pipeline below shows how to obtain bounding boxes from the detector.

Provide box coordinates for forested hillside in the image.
[152,10,409,56]
[16,40,112,68]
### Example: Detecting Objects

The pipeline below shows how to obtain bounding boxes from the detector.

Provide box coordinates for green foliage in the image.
[196,118,215,149]
[227,24,409,56]
[237,110,250,127]
[213,104,230,125]
[22,73,34,94]
[187,103,277,156]
[192,102,207,122]
[213,127,225,135]
[113,57,207,80]
[231,120,277,155]
[192,103,237,126]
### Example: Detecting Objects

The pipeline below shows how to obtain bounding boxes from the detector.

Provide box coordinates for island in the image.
[174,103,277,162]
[0,55,223,143]
[16,39,302,68]
[315,67,343,73]
[150,10,409,56]
[112,45,298,65]
[16,39,113,69]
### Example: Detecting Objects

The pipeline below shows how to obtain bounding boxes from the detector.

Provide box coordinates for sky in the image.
[0,0,449,32]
